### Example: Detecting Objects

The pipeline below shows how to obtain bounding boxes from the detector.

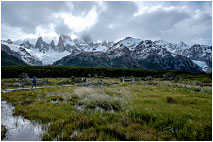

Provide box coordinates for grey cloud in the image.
[54,20,72,36]
[165,11,212,45]
[70,1,96,16]
[2,1,69,33]
[125,10,190,39]
[78,1,138,42]
[80,33,92,42]
[78,1,190,41]
[78,1,212,45]
[1,1,212,45]
[104,1,137,19]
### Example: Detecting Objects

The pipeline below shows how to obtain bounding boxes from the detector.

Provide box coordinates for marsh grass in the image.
[1,78,212,140]
[1,78,76,89]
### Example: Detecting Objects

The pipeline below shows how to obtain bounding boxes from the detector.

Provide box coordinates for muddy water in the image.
[1,100,45,141]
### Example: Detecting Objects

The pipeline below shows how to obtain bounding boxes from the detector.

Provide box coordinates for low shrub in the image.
[166,96,177,104]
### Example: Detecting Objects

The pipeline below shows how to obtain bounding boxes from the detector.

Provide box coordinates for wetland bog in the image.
[1,77,212,140]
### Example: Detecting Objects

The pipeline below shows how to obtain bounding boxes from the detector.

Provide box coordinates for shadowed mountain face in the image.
[53,39,203,73]
[35,37,50,52]
[1,36,211,73]
[1,51,28,66]
[1,42,42,66]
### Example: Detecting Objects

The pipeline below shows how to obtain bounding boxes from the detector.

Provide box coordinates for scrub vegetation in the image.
[1,76,212,141]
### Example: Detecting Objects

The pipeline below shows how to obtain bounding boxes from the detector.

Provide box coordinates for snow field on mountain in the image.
[2,41,40,65]
[119,37,142,50]
[85,45,108,52]
[25,48,70,65]
[2,41,21,52]
[1,36,212,72]
[192,60,209,72]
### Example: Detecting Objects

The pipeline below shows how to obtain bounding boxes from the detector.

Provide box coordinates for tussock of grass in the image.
[74,87,124,112]
[166,96,177,104]
[2,78,212,140]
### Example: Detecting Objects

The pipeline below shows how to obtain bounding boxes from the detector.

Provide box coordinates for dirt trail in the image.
[1,85,75,93]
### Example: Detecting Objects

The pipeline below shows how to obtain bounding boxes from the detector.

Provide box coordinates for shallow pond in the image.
[1,100,45,141]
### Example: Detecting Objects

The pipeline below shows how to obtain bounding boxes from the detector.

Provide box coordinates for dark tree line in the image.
[1,66,208,78]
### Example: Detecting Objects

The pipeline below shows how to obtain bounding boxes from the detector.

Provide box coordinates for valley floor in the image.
[1,77,212,140]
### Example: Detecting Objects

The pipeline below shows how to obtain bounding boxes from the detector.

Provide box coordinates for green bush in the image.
[200,77,211,83]
[70,76,75,82]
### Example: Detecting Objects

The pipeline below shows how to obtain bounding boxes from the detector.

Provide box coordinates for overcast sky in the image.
[1,1,212,45]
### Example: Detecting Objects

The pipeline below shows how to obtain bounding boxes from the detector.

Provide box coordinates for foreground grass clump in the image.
[2,78,212,141]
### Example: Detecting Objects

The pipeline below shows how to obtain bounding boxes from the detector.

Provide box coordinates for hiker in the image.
[31,76,37,89]
[82,77,86,83]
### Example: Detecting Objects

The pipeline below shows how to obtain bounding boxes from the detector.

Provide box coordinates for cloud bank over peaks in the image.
[1,1,212,46]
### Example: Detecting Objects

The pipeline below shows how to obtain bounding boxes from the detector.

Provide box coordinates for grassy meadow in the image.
[1,77,212,140]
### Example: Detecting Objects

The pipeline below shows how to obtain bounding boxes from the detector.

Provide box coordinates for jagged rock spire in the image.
[35,37,49,52]
[20,40,34,49]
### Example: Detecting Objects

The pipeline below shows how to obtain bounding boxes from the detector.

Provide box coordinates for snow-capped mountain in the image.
[2,39,13,44]
[1,36,212,73]
[57,35,77,52]
[109,37,211,72]
[110,37,142,51]
[182,44,212,72]
[24,46,70,65]
[1,36,114,65]
[154,40,212,72]
[49,40,57,51]
[20,40,34,49]
[154,40,191,55]
[53,37,203,73]
[31,35,114,64]
[57,35,114,52]
[1,40,42,66]
[35,37,50,53]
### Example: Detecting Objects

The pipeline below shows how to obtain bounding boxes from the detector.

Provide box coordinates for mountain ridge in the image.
[1,36,212,73]
[53,39,203,73]
[1,50,28,66]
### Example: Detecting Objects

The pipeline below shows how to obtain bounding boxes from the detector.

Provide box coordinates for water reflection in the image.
[1,100,45,141]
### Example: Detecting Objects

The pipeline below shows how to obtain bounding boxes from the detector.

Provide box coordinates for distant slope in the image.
[1,42,42,66]
[1,51,28,66]
[53,37,208,73]
[2,36,211,72]
[53,50,203,74]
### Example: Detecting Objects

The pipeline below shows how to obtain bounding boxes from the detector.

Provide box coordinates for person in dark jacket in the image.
[82,77,87,83]
[31,76,37,89]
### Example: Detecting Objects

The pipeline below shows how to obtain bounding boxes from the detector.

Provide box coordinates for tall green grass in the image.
[2,79,211,140]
